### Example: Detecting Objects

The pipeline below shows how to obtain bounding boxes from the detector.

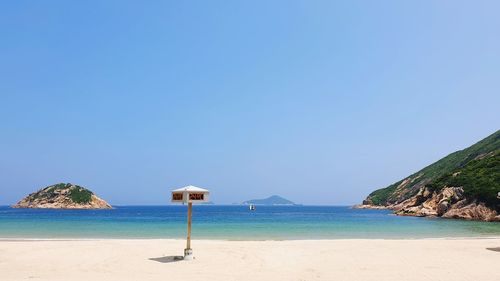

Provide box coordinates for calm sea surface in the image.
[1,205,499,240]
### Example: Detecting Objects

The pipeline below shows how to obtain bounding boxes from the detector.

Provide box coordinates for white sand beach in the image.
[1,238,499,281]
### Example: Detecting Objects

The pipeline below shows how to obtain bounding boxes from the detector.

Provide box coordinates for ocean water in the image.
[0,205,499,240]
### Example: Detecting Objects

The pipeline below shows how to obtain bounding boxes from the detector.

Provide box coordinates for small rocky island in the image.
[12,183,112,209]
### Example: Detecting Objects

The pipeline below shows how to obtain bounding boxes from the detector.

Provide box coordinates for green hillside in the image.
[365,130,500,206]
[428,153,499,211]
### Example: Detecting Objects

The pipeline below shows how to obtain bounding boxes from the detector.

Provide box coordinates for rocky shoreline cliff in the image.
[357,185,500,222]
[12,183,112,209]
[357,130,500,222]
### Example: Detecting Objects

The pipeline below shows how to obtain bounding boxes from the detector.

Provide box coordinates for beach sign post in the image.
[171,185,210,260]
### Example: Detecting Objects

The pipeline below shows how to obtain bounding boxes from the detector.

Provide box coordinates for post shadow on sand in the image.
[486,247,500,252]
[149,256,185,263]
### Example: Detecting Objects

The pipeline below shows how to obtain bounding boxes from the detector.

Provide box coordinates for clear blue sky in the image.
[1,1,499,205]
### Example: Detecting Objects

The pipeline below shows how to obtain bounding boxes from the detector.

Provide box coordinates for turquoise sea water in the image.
[1,205,499,240]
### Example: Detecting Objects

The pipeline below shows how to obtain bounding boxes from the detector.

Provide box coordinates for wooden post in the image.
[186,201,192,250]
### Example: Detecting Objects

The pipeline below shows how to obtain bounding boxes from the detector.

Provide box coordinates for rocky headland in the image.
[357,130,500,222]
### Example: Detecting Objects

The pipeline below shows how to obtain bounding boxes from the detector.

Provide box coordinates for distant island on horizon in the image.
[242,195,296,205]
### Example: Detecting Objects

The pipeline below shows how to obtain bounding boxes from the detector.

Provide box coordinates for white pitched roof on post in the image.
[171,185,210,204]
[172,185,209,193]
[170,185,211,260]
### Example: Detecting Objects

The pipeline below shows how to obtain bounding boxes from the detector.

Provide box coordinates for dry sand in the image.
[1,238,499,281]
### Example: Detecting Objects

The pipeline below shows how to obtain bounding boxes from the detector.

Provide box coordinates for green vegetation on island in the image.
[13,183,111,209]
[33,183,94,204]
